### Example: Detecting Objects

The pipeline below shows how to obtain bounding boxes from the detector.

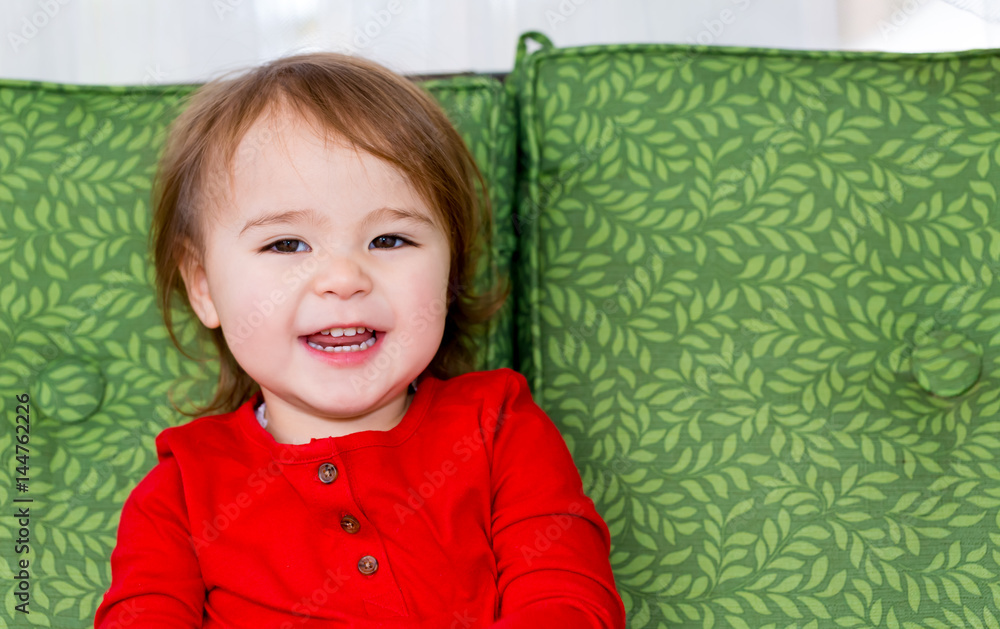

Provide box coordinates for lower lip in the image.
[300,331,383,366]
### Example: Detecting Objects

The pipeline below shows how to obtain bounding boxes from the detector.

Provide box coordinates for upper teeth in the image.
[319,326,372,337]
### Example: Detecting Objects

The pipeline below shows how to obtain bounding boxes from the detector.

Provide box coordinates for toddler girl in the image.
[94,52,625,628]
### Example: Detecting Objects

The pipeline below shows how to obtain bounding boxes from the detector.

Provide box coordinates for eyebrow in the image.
[239,206,436,236]
[360,206,437,232]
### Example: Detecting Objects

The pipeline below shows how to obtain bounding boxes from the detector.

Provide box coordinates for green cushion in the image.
[423,76,517,371]
[0,74,514,626]
[0,80,198,627]
[514,40,1000,626]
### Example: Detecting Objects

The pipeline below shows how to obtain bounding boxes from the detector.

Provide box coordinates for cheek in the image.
[219,292,296,360]
[389,262,450,331]
[406,262,450,313]
[211,275,289,337]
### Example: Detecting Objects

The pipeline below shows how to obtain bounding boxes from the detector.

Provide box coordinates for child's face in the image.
[181,109,451,435]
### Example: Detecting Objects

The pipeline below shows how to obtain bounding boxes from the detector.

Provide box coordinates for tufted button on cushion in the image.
[32,356,106,422]
[911,328,982,397]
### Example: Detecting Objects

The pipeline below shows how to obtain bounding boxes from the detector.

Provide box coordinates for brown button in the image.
[358,555,378,575]
[318,463,338,484]
[341,515,360,534]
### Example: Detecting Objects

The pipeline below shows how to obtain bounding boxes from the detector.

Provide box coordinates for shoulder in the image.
[154,401,254,463]
[117,438,192,528]
[440,367,539,411]
[429,367,529,400]
[127,448,182,501]
[429,368,550,437]
[427,368,538,421]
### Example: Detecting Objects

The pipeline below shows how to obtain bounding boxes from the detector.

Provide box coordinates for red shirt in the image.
[94,368,625,628]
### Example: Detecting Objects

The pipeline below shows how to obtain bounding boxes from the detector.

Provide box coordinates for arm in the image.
[94,456,206,628]
[488,371,626,629]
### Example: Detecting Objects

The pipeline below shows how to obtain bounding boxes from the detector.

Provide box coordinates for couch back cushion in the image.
[426,76,517,371]
[0,74,513,625]
[515,42,1000,626]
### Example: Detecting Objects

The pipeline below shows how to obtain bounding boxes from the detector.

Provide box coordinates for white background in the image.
[2,0,1000,85]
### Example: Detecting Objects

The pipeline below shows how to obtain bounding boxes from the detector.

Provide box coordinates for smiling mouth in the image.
[305,328,378,353]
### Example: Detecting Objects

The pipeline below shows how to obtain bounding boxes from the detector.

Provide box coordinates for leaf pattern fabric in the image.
[425,77,517,371]
[6,36,1000,629]
[514,42,1000,628]
[0,76,512,626]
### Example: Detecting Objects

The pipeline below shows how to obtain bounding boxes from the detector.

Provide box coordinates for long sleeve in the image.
[94,455,206,628]
[487,370,626,628]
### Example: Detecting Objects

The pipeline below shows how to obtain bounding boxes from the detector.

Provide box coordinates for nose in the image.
[308,250,373,298]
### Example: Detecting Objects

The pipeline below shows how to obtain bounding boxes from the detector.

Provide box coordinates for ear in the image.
[178,248,221,329]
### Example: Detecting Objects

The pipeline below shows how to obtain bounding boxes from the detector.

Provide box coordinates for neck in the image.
[260,389,413,444]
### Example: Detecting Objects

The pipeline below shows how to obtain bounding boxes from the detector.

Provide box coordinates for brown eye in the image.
[268,239,308,253]
[370,235,407,249]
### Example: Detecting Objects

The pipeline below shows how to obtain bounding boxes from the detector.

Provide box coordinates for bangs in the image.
[188,56,465,236]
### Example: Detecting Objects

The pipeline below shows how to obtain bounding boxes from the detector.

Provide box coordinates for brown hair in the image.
[151,52,508,417]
